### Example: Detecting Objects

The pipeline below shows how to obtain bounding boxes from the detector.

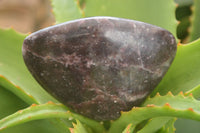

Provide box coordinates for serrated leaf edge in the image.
[0,102,104,133]
[0,74,37,104]
[109,92,200,133]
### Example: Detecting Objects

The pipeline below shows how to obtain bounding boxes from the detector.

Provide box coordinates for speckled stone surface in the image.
[22,17,177,121]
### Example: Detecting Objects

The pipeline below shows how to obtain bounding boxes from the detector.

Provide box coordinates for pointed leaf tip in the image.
[188,108,194,112]
[147,104,155,107]
[186,93,194,98]
[47,101,55,104]
[31,104,37,107]
[164,103,171,108]
[156,92,161,96]
[18,110,23,114]
[167,91,173,96]
[178,91,184,96]
[177,41,182,46]
[122,123,135,133]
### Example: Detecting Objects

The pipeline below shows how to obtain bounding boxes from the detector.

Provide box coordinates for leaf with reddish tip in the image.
[108,93,200,133]
[156,118,176,133]
[69,120,89,133]
[0,103,104,133]
[0,75,36,104]
[0,87,64,133]
[0,28,85,132]
[152,38,200,98]
[137,117,173,133]
[122,124,135,133]
[185,84,200,99]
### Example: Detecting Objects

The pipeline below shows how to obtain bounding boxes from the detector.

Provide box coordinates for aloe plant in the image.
[0,0,200,133]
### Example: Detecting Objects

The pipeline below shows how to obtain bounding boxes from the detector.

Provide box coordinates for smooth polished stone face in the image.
[22,17,177,121]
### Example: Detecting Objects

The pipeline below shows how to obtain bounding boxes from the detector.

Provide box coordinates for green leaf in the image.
[0,28,57,104]
[189,0,200,42]
[122,124,135,133]
[185,84,200,98]
[108,93,200,133]
[1,119,68,133]
[156,118,176,133]
[69,120,90,133]
[0,28,75,132]
[51,0,84,24]
[0,102,105,133]
[84,0,177,38]
[0,87,28,120]
[0,75,36,104]
[164,118,176,133]
[152,38,200,98]
[0,87,63,133]
[137,117,173,133]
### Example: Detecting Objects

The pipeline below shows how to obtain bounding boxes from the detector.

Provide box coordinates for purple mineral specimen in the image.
[22,17,176,121]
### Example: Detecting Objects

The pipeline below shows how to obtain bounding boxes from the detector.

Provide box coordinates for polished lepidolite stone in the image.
[22,17,177,121]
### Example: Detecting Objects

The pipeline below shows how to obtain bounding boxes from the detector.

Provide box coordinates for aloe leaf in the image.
[0,87,28,120]
[164,118,176,133]
[156,118,176,133]
[1,119,68,133]
[84,0,177,38]
[108,92,200,133]
[0,75,36,104]
[122,124,135,133]
[0,28,57,104]
[137,117,173,133]
[0,102,105,133]
[152,38,200,97]
[188,0,200,42]
[69,120,90,133]
[185,84,200,98]
[0,28,78,132]
[0,88,62,133]
[51,0,84,24]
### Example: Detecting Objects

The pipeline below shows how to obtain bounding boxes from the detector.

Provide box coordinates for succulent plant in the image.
[0,0,200,133]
